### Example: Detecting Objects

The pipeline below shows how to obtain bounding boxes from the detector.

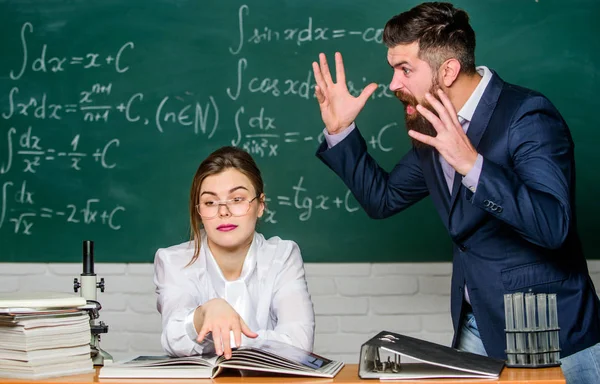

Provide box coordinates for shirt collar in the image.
[457,66,493,124]
[203,232,258,298]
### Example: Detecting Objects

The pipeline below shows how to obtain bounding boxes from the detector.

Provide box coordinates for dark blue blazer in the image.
[317,71,600,359]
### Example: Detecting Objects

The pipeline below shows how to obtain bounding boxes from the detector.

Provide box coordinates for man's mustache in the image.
[395,90,418,106]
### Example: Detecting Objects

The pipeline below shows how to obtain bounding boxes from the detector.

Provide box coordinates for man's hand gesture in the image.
[312,52,378,134]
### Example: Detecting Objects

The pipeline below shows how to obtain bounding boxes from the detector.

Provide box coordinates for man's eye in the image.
[402,68,411,75]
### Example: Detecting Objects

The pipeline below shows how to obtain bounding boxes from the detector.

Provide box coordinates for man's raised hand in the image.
[312,52,378,135]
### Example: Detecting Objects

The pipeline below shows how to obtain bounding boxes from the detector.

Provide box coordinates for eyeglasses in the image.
[196,195,260,219]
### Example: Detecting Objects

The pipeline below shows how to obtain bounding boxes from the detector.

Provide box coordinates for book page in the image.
[233,339,333,371]
[0,292,86,309]
[118,354,217,368]
[215,339,344,378]
[98,355,218,378]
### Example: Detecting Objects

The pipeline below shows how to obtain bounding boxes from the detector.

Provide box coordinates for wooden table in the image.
[0,364,566,384]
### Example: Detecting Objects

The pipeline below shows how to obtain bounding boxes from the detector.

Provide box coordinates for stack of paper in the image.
[0,292,94,379]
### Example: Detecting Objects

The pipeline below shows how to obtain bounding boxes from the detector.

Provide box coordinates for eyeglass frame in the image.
[195,194,261,219]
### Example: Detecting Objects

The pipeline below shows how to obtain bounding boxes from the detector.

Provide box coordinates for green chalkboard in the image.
[1,0,599,263]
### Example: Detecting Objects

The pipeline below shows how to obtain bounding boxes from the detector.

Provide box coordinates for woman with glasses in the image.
[153,146,315,359]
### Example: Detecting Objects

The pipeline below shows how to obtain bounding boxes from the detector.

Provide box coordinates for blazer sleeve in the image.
[316,126,429,219]
[471,95,574,249]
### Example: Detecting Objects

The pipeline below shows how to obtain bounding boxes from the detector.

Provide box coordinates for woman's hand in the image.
[194,298,258,359]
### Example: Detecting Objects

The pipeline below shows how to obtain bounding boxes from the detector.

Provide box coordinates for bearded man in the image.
[312,3,600,383]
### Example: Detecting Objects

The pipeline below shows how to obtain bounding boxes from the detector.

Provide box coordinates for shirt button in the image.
[459,245,467,252]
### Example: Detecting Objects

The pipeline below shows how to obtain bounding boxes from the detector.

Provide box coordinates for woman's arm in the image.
[259,241,315,351]
[154,247,207,357]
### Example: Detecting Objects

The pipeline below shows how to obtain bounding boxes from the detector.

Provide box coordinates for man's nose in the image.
[389,74,405,92]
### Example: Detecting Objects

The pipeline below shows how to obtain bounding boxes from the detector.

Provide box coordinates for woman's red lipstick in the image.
[217,224,238,232]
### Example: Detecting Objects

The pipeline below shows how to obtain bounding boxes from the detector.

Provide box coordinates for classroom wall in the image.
[2,261,600,363]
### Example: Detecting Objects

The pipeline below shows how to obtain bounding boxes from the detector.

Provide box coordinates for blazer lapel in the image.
[448,71,504,214]
[421,147,451,217]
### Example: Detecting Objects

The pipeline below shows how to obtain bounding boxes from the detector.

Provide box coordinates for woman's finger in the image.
[220,326,233,359]
[212,327,223,356]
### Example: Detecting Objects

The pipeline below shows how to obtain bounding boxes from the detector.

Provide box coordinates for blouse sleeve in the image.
[154,248,211,357]
[258,241,315,351]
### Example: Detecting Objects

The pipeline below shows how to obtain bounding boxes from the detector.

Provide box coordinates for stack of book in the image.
[0,292,94,379]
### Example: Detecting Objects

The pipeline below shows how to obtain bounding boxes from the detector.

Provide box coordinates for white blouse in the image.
[153,232,315,357]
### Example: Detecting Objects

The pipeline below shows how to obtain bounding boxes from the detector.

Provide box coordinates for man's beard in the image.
[395,82,441,149]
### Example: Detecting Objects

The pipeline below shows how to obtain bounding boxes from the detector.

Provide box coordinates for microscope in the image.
[73,240,113,366]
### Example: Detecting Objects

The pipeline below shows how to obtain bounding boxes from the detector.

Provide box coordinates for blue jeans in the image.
[561,343,600,384]
[458,311,600,384]
[456,310,488,356]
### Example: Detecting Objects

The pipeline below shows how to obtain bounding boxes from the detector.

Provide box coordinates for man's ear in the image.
[441,58,461,87]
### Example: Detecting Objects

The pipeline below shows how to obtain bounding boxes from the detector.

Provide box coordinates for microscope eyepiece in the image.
[82,240,95,276]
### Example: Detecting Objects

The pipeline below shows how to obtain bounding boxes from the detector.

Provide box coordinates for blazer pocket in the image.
[501,262,569,291]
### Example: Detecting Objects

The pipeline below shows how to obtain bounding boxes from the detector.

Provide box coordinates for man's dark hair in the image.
[383,2,476,75]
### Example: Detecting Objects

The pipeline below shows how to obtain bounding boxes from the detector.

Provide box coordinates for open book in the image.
[359,331,505,380]
[99,339,344,379]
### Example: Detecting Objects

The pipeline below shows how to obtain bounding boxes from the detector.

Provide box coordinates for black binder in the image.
[359,331,505,380]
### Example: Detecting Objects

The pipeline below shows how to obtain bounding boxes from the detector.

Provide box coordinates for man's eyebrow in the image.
[388,60,410,68]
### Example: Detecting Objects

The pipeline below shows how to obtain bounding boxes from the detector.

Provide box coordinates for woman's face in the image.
[198,168,264,253]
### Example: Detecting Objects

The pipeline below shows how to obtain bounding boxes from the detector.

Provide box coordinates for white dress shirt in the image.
[154,231,315,357]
